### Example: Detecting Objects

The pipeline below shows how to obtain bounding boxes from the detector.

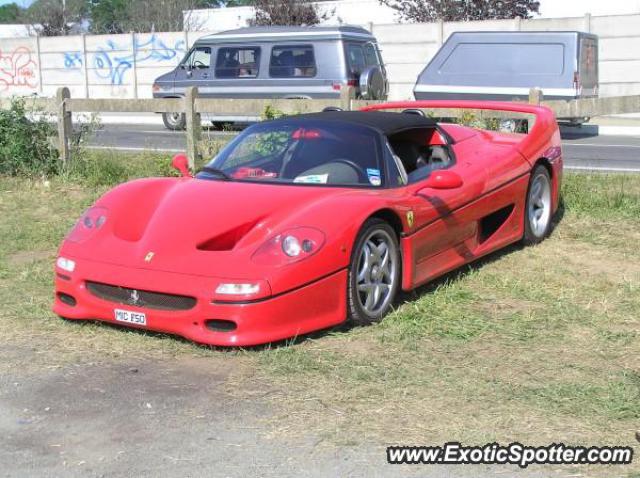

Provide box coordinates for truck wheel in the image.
[162,112,186,130]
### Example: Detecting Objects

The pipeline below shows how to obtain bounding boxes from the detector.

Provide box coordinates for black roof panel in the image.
[271,111,436,135]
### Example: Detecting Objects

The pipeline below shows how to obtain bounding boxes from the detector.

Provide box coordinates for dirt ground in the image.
[0,351,560,478]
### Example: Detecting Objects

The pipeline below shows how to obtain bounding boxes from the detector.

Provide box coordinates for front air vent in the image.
[86,281,196,311]
[205,319,237,332]
[57,292,77,306]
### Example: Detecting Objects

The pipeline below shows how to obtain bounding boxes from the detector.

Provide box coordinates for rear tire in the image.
[523,164,553,245]
[347,218,401,326]
[162,112,186,130]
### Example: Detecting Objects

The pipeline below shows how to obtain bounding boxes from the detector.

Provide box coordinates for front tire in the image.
[523,164,553,245]
[162,112,186,130]
[347,218,401,326]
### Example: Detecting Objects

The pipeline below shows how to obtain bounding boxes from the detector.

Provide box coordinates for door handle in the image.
[202,73,209,79]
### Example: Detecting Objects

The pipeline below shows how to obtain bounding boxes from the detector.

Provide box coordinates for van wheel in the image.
[162,112,186,130]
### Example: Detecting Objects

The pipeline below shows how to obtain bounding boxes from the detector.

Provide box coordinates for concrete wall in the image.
[1,13,639,100]
[0,25,34,38]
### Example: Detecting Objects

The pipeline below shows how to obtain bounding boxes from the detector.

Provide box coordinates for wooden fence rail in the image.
[1,87,639,169]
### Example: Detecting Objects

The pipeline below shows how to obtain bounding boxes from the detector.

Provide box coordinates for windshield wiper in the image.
[198,166,231,180]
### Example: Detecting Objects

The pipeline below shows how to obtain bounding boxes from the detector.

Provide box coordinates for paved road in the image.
[88,123,640,173]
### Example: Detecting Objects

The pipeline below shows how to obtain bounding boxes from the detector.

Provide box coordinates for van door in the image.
[345,42,387,98]
[364,42,388,97]
[174,46,212,96]
[345,42,367,85]
[578,36,598,97]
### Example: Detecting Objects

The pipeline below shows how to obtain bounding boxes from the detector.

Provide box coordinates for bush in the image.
[262,104,286,120]
[62,150,180,187]
[0,99,59,177]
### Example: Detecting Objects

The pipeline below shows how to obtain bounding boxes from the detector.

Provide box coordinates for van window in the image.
[363,43,380,66]
[270,45,316,78]
[215,47,261,79]
[182,47,211,69]
[440,43,565,76]
[346,43,366,75]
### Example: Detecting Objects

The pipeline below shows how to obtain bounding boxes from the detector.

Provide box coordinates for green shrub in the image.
[0,98,59,177]
[62,150,180,187]
[262,104,286,120]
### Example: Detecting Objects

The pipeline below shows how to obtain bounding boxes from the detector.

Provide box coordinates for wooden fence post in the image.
[184,86,200,170]
[56,87,72,164]
[340,85,355,110]
[528,88,543,105]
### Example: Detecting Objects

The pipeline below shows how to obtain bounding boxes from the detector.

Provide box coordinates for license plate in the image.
[114,308,146,326]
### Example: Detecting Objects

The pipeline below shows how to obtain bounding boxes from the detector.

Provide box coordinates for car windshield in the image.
[197,120,383,187]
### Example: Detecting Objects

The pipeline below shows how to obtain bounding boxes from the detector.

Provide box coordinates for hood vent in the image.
[197,219,262,251]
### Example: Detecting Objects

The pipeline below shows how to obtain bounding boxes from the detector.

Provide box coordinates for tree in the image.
[0,3,22,24]
[24,0,87,36]
[88,0,224,34]
[88,0,130,34]
[379,0,540,23]
[249,0,331,26]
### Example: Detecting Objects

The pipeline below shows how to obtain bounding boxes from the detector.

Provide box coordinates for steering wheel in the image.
[193,60,207,69]
[329,158,368,183]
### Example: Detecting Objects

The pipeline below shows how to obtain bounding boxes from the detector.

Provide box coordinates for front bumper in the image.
[53,255,347,346]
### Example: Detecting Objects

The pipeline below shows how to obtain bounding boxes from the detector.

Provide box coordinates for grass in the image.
[0,157,639,477]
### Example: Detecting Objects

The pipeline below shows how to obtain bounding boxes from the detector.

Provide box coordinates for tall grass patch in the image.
[562,173,640,219]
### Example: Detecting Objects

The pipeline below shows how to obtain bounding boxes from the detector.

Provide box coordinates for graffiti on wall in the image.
[63,34,186,85]
[0,46,38,91]
[63,51,83,69]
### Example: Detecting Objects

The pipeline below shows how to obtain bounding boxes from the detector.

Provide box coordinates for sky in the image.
[0,0,34,6]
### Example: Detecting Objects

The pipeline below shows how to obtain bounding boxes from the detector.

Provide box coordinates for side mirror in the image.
[421,170,463,190]
[172,154,192,178]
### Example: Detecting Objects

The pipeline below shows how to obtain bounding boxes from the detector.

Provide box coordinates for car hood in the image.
[62,177,346,278]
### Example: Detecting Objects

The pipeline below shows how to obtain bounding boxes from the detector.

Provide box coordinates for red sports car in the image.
[53,101,562,346]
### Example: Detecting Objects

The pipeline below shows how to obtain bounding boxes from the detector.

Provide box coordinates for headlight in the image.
[213,280,271,302]
[282,235,302,257]
[56,256,76,272]
[252,227,325,266]
[66,206,109,243]
[216,283,260,295]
